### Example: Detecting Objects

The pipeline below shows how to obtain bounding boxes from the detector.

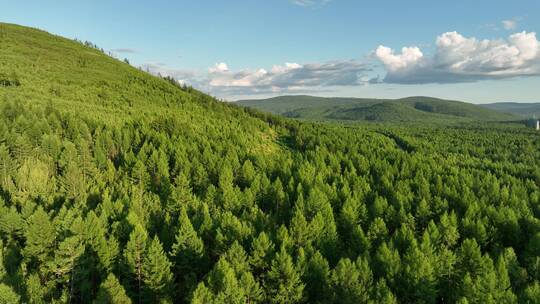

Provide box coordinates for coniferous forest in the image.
[0,23,540,303]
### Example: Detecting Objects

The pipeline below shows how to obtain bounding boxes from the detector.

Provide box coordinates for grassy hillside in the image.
[238,95,517,122]
[480,102,540,118]
[1,23,539,304]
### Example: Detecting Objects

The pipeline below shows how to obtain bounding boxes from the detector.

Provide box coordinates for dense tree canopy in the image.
[0,97,538,303]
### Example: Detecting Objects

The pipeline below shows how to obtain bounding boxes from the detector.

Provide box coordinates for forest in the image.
[0,23,539,303]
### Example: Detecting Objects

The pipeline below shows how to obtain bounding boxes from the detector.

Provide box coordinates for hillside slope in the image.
[237,95,517,122]
[0,22,281,152]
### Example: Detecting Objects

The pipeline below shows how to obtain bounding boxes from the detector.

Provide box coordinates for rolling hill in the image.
[237,95,518,123]
[480,102,540,118]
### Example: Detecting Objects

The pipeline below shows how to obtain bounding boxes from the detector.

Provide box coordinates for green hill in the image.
[237,95,517,122]
[1,23,539,304]
[480,102,540,118]
[0,22,280,152]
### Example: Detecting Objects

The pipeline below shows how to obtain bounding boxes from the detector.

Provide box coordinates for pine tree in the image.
[16,158,54,200]
[0,208,24,244]
[23,207,56,265]
[521,281,540,304]
[85,211,119,273]
[25,273,47,304]
[219,164,239,211]
[191,283,214,304]
[0,283,20,304]
[95,273,132,304]
[401,242,437,303]
[439,211,459,248]
[49,235,85,302]
[249,232,274,274]
[304,251,331,304]
[123,224,148,304]
[290,208,311,248]
[142,236,173,303]
[265,247,304,304]
[331,257,373,304]
[171,208,205,272]
[60,162,86,200]
[372,279,398,304]
[240,272,264,304]
[208,259,245,304]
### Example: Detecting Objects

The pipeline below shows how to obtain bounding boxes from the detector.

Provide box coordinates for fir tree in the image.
[123,225,148,304]
[95,273,132,304]
[0,283,20,304]
[142,236,174,303]
[265,247,304,304]
[23,207,56,265]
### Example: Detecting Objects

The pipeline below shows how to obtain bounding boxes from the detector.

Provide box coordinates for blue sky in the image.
[2,0,540,102]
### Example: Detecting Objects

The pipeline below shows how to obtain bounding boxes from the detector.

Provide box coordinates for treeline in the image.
[0,99,538,304]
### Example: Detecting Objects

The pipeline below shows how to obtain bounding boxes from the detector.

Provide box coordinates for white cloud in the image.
[204,60,371,94]
[142,59,371,96]
[502,19,518,30]
[209,62,229,73]
[375,46,423,71]
[374,31,540,84]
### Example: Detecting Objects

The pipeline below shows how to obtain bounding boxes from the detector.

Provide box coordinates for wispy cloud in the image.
[502,19,518,30]
[374,31,540,84]
[140,62,197,81]
[110,48,137,54]
[291,0,331,7]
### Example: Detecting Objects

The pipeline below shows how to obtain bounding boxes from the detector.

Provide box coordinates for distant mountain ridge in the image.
[237,95,518,123]
[480,102,540,118]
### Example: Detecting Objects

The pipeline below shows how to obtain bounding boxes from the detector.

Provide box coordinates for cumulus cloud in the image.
[375,46,423,71]
[204,60,371,94]
[374,31,540,84]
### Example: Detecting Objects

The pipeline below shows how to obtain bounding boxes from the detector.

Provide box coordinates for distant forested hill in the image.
[1,23,539,304]
[237,95,518,122]
[480,102,540,118]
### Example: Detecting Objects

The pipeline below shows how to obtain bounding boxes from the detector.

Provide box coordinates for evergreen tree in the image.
[95,273,132,304]
[304,251,331,304]
[25,273,47,304]
[142,236,174,303]
[171,208,205,270]
[206,259,245,304]
[0,283,20,304]
[265,247,304,304]
[521,281,540,304]
[23,207,56,265]
[249,232,274,274]
[123,224,148,304]
[49,235,85,302]
[331,257,373,304]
